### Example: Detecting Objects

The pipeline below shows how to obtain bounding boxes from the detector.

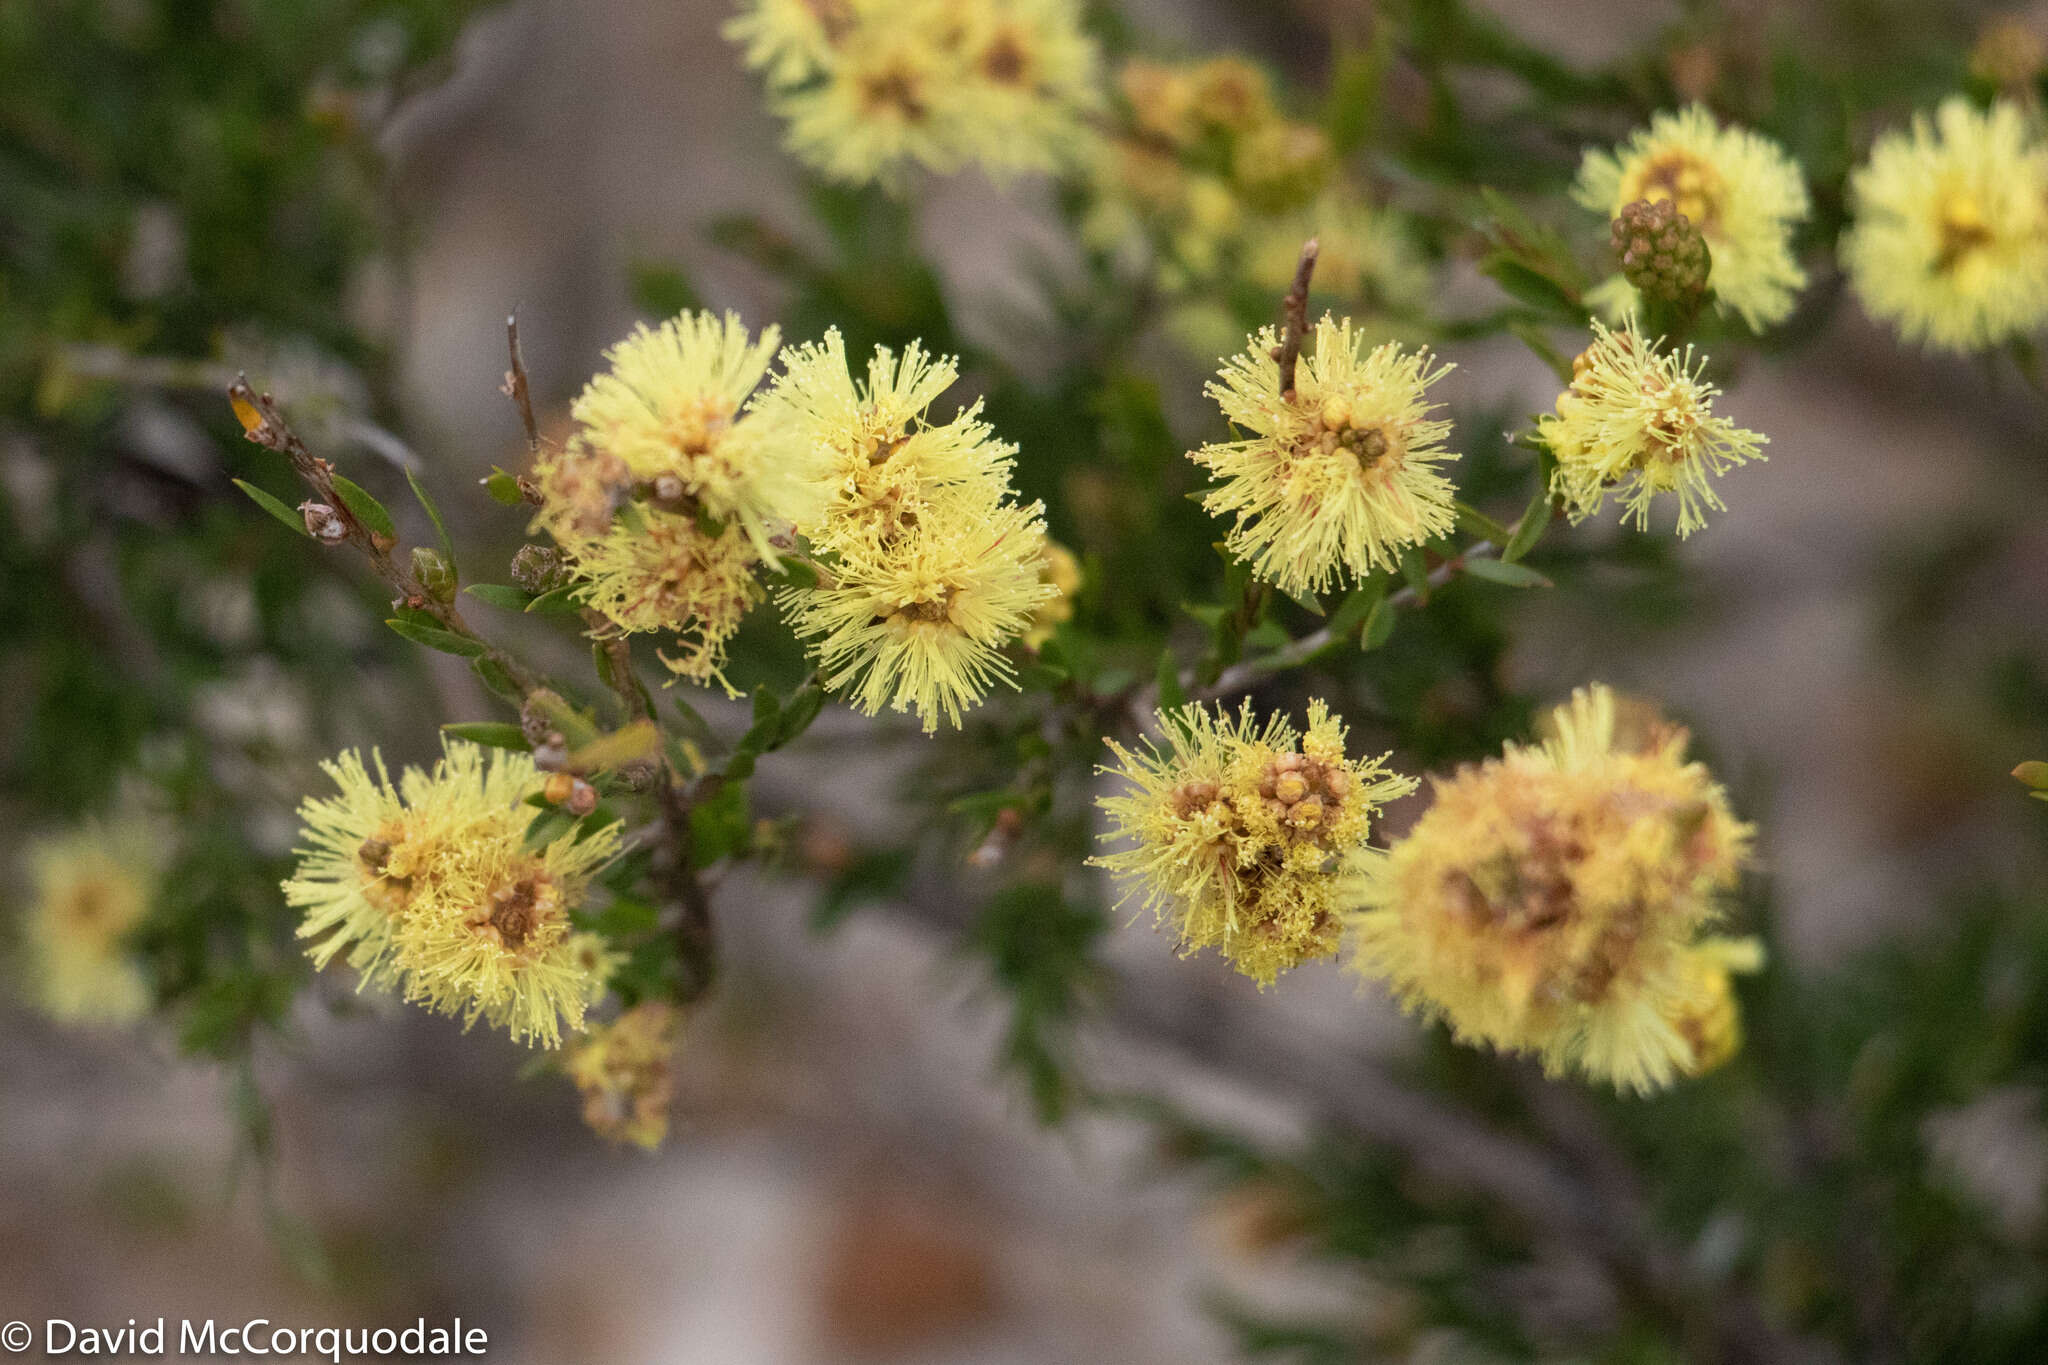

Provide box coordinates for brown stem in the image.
[1272,237,1320,400]
[588,617,718,1001]
[503,312,541,453]
[227,375,540,697]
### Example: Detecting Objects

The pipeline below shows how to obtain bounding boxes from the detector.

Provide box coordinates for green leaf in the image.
[1453,499,1511,543]
[385,617,487,657]
[464,583,533,610]
[329,474,395,542]
[1504,484,1554,563]
[483,467,525,506]
[442,721,531,750]
[524,584,583,615]
[2014,761,2048,791]
[405,468,456,579]
[472,655,522,701]
[1324,581,1386,645]
[1464,556,1552,589]
[232,479,311,538]
[773,680,826,749]
[1360,599,1396,651]
[1479,255,1584,323]
[1398,545,1430,597]
[1154,648,1188,711]
[689,780,752,867]
[524,806,579,851]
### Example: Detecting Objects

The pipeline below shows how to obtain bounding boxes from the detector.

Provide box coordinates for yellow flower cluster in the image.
[760,328,1056,731]
[1537,316,1767,538]
[1192,315,1459,595]
[1346,685,1757,1093]
[19,822,158,1026]
[1083,57,1427,316]
[535,310,820,692]
[1574,105,1811,331]
[1841,97,2048,353]
[565,1002,681,1149]
[727,0,1101,186]
[1093,700,1416,986]
[285,740,620,1048]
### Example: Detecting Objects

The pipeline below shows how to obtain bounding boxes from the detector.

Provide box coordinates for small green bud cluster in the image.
[1611,197,1711,303]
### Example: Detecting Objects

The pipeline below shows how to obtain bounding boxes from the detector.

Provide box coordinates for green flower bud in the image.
[410,545,457,602]
[1611,197,1711,303]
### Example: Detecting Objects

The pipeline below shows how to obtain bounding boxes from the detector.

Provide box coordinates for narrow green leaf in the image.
[1503,486,1553,564]
[1360,599,1396,651]
[772,681,826,749]
[1278,584,1325,617]
[1479,255,1584,323]
[524,584,583,615]
[464,583,533,610]
[406,467,457,579]
[2014,761,2048,791]
[524,806,579,851]
[1155,648,1188,711]
[1464,557,1553,589]
[471,655,522,701]
[1453,499,1511,543]
[1399,545,1430,597]
[442,721,531,750]
[385,617,487,657]
[233,479,311,538]
[330,474,395,542]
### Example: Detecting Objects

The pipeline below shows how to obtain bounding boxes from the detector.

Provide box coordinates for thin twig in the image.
[1124,542,1499,727]
[1272,237,1320,400]
[227,375,539,697]
[503,312,541,452]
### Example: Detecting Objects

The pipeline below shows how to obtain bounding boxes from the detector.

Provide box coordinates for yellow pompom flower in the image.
[751,328,1014,553]
[731,0,1101,186]
[286,739,621,1048]
[565,1002,681,1149]
[1667,936,1764,1077]
[1574,105,1811,330]
[1536,315,1767,538]
[780,490,1055,731]
[1191,316,1459,595]
[1346,685,1755,1093]
[571,509,764,692]
[19,822,158,1026]
[1094,700,1416,986]
[558,310,815,562]
[1841,98,2048,353]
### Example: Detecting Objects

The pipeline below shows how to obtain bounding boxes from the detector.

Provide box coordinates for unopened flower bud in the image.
[411,546,456,602]
[543,772,578,806]
[564,778,599,817]
[510,543,567,594]
[1611,198,1711,303]
[300,502,347,543]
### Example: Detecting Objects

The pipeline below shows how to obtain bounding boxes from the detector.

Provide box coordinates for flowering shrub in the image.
[9,1,2048,1359]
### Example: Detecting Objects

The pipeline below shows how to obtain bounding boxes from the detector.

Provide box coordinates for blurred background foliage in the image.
[3,0,2048,1361]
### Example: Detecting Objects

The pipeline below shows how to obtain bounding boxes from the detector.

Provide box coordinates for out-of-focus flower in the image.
[1022,540,1081,648]
[1247,191,1432,316]
[1574,105,1810,330]
[1192,316,1458,594]
[1094,700,1415,986]
[19,822,159,1026]
[565,1002,681,1149]
[781,491,1053,731]
[1346,685,1755,1093]
[1841,98,2048,353]
[1536,316,1766,538]
[729,0,1101,186]
[285,740,620,1048]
